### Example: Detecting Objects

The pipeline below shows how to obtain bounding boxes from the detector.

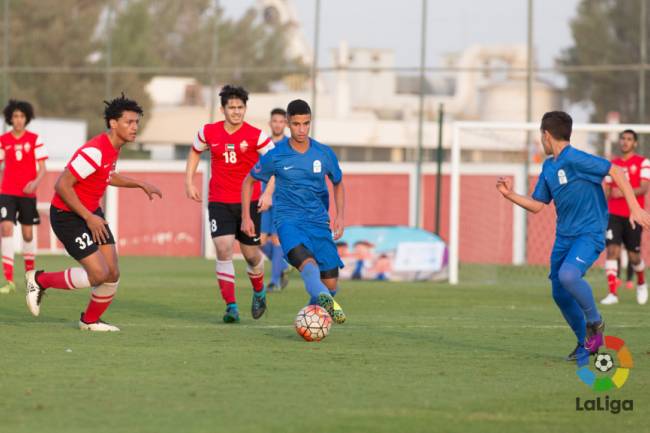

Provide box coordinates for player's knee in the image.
[287,244,315,269]
[107,268,120,283]
[88,267,110,286]
[558,264,581,287]
[1,224,13,237]
[320,268,339,280]
[22,233,33,242]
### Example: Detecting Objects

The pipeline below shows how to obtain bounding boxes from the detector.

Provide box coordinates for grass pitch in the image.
[0,256,648,433]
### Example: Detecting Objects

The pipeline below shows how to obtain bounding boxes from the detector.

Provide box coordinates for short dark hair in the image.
[287,99,311,117]
[270,107,286,117]
[620,129,638,141]
[540,111,572,141]
[3,99,34,126]
[103,93,143,129]
[219,85,248,107]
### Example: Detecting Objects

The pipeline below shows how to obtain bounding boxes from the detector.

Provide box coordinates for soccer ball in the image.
[294,305,332,342]
[594,353,614,372]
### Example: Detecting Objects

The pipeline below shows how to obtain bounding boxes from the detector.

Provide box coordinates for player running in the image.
[185,85,274,323]
[601,129,649,305]
[496,111,650,361]
[0,100,48,294]
[25,94,162,331]
[261,107,290,292]
[241,99,347,324]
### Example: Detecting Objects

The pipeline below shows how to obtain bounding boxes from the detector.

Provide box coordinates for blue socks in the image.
[300,262,329,301]
[261,242,273,261]
[551,278,586,344]
[271,244,287,286]
[558,263,601,324]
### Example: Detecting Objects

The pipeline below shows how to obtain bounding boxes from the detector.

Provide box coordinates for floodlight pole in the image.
[105,1,113,101]
[414,0,428,229]
[2,0,9,133]
[209,0,219,123]
[640,0,647,138]
[310,0,321,135]
[522,0,534,264]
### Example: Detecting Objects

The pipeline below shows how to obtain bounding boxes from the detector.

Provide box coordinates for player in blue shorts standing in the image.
[497,111,650,361]
[241,99,346,323]
[260,108,290,292]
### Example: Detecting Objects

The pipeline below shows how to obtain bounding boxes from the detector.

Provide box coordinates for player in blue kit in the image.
[497,111,650,361]
[241,99,346,323]
[260,108,290,292]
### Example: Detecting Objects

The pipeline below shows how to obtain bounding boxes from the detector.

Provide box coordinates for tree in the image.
[559,0,649,123]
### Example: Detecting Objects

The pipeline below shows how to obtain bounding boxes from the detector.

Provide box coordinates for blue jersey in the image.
[261,135,288,193]
[251,137,342,227]
[532,145,611,237]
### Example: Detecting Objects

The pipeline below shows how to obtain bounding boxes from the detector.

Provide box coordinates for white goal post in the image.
[449,121,650,285]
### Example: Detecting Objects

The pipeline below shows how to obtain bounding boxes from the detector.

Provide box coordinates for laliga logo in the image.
[575,335,634,414]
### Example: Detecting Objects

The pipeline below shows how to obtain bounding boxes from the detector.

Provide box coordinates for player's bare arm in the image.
[258,176,275,212]
[496,176,545,214]
[54,169,109,243]
[22,159,46,195]
[609,179,649,198]
[332,181,345,240]
[184,149,202,202]
[110,172,162,200]
[240,173,256,237]
[609,165,650,229]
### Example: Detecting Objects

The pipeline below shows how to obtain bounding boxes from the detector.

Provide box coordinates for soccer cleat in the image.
[600,293,619,305]
[280,268,290,290]
[565,343,584,362]
[251,291,267,320]
[25,270,45,317]
[0,280,16,294]
[584,320,605,354]
[265,282,278,293]
[223,304,240,323]
[79,313,120,332]
[318,292,346,324]
[637,283,648,305]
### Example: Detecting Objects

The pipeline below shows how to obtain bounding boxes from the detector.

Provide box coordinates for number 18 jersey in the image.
[193,121,273,203]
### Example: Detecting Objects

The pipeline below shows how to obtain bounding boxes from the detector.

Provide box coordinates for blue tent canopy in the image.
[339,226,445,253]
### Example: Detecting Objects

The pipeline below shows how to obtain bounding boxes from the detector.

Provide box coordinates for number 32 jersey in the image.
[193,121,274,203]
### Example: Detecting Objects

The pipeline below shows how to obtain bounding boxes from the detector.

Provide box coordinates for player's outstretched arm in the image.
[185,149,202,202]
[109,172,162,200]
[241,174,257,237]
[609,165,650,229]
[496,176,545,214]
[55,170,109,243]
[332,181,345,240]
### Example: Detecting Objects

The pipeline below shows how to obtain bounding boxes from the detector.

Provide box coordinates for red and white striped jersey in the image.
[605,153,650,217]
[52,133,119,212]
[0,130,48,197]
[193,121,274,203]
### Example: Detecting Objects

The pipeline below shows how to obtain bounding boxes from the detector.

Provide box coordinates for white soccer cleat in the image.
[600,293,619,305]
[79,314,120,332]
[25,270,45,316]
[637,284,648,305]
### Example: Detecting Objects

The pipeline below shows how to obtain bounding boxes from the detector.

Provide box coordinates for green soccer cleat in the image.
[318,292,346,324]
[251,291,267,320]
[223,304,240,323]
[0,281,16,294]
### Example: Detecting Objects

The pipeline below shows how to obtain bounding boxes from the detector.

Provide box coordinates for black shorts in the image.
[50,206,116,261]
[208,201,261,246]
[0,194,40,225]
[606,214,642,252]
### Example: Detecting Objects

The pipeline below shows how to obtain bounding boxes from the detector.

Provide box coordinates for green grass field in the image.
[0,256,647,433]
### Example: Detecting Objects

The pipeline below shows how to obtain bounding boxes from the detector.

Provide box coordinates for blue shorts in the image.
[260,208,276,235]
[549,233,605,280]
[277,222,343,272]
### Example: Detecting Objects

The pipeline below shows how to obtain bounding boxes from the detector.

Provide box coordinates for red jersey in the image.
[605,153,650,217]
[0,130,48,197]
[52,133,119,212]
[193,121,274,203]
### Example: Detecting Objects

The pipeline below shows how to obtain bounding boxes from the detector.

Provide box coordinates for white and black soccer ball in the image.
[594,353,614,372]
